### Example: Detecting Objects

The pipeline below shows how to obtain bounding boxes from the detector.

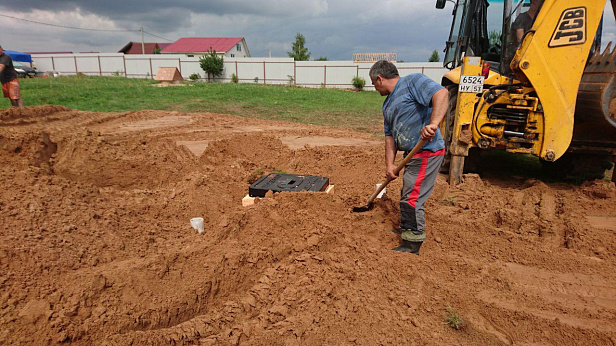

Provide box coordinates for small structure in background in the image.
[162,37,250,58]
[352,52,398,62]
[154,67,183,86]
[118,42,171,54]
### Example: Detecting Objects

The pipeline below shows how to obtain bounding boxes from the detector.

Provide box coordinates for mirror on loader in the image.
[436,0,447,9]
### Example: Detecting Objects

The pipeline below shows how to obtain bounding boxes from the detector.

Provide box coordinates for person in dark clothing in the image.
[0,45,23,108]
[505,0,544,73]
[512,0,543,44]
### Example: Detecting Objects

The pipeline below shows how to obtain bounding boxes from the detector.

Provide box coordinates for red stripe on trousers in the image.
[407,149,444,208]
[408,158,427,208]
[413,148,445,158]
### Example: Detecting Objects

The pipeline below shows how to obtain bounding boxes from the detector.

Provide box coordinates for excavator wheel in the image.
[541,152,613,181]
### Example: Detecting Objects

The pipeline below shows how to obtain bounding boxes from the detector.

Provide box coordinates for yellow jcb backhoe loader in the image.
[436,0,616,184]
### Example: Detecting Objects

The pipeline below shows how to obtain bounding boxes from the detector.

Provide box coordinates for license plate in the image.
[459,75,484,93]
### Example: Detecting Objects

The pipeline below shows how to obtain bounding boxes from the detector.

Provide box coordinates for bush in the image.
[199,50,224,82]
[351,76,366,91]
[189,73,200,81]
[231,73,238,83]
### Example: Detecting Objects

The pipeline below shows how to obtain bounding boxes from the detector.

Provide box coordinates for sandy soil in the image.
[1,105,615,345]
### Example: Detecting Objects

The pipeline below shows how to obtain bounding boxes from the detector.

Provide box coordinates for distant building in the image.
[118,42,171,54]
[25,51,73,55]
[161,37,250,58]
[353,52,398,62]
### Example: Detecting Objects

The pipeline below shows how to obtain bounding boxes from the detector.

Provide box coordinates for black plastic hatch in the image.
[249,173,330,197]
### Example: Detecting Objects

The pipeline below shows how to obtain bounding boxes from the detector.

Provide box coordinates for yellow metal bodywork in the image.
[443,67,511,86]
[475,89,544,155]
[448,56,483,185]
[450,57,482,157]
[511,0,606,160]
[446,64,545,156]
[444,0,609,162]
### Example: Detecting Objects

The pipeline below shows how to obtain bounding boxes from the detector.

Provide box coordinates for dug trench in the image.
[0,106,614,345]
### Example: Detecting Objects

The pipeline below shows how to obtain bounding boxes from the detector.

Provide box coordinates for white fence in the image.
[31,53,448,90]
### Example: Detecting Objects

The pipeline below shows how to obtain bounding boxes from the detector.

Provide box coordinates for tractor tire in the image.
[541,152,613,181]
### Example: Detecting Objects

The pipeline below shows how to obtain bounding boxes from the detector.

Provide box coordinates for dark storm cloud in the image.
[1,0,332,44]
[3,0,324,21]
[0,0,453,60]
[1,1,614,61]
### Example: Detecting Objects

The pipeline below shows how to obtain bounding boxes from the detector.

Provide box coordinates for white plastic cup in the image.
[376,183,386,198]
[190,217,204,234]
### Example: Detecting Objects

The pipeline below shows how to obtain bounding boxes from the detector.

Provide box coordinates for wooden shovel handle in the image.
[364,139,427,206]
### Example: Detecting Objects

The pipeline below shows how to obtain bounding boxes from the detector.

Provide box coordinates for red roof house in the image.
[161,37,250,58]
[119,42,171,54]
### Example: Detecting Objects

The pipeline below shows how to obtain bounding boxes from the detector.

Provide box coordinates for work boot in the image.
[393,229,426,254]
[400,229,426,242]
[392,240,423,254]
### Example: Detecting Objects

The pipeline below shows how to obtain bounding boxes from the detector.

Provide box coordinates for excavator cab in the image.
[442,1,550,72]
[436,0,616,183]
[441,0,601,75]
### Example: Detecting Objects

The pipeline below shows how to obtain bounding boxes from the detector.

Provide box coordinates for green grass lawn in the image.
[1,75,384,133]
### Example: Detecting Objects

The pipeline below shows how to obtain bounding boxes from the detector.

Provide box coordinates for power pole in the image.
[141,27,145,54]
[269,48,271,58]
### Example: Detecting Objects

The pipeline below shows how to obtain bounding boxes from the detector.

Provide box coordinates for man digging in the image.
[369,60,448,254]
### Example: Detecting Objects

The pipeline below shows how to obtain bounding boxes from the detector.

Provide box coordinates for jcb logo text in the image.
[549,7,586,47]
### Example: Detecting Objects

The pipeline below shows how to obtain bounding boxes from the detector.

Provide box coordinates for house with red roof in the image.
[118,42,171,54]
[161,37,250,58]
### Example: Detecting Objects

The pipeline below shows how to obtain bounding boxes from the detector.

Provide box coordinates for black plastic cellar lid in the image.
[249,173,330,197]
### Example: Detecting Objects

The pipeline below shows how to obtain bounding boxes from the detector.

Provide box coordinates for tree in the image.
[489,30,501,46]
[288,33,311,61]
[199,49,224,82]
[428,50,440,62]
[315,56,328,61]
[153,47,161,54]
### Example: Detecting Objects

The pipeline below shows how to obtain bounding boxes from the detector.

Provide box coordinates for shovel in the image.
[352,139,427,213]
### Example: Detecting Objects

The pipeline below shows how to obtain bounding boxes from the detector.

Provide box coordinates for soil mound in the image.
[0,105,71,120]
[0,106,614,345]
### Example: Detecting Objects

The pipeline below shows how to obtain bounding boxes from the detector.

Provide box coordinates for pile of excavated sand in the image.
[1,106,614,344]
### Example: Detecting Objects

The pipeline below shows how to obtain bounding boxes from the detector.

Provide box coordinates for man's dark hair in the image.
[369,60,399,80]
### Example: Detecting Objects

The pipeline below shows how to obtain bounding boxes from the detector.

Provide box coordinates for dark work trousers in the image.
[399,149,444,242]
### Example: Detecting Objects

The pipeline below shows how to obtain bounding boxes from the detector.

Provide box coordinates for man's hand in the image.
[421,124,439,141]
[386,163,398,180]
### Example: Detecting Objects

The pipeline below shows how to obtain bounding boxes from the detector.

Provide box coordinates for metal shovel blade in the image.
[352,140,427,214]
[352,202,374,213]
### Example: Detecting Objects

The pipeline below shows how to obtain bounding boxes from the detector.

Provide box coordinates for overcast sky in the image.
[1,0,615,62]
